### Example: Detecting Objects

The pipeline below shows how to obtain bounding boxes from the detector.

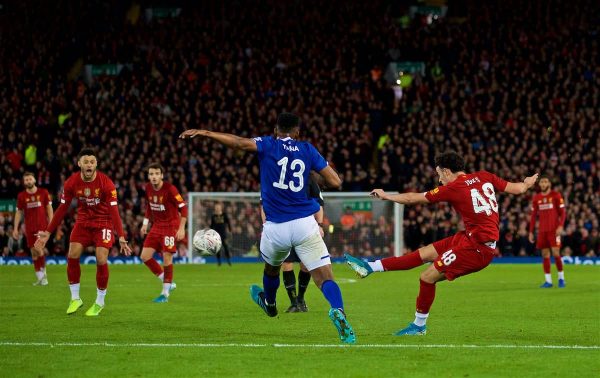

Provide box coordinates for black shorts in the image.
[284,247,300,263]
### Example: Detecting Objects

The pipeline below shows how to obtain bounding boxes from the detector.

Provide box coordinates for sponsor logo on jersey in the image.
[150,203,166,211]
[26,201,42,209]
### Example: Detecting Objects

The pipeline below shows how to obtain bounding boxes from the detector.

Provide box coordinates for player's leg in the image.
[296,263,311,312]
[142,231,165,283]
[85,246,109,316]
[540,248,553,288]
[159,252,174,301]
[66,242,85,314]
[222,239,232,266]
[552,246,565,287]
[344,241,438,278]
[31,245,48,285]
[251,222,291,317]
[282,249,299,312]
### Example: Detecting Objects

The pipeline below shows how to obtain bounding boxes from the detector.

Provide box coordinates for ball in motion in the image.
[192,229,222,256]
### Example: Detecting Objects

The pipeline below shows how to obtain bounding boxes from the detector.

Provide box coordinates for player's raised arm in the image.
[503,173,539,195]
[179,129,257,152]
[370,189,430,205]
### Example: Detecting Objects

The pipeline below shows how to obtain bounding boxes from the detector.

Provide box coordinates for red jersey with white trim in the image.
[144,182,187,231]
[529,191,566,232]
[425,171,508,243]
[59,171,118,229]
[16,188,51,234]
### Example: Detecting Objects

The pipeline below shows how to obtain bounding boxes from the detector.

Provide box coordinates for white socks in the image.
[70,283,80,300]
[96,289,107,306]
[162,283,171,297]
[368,260,384,272]
[558,271,565,280]
[158,273,165,282]
[35,270,45,281]
[414,312,429,327]
[545,273,552,284]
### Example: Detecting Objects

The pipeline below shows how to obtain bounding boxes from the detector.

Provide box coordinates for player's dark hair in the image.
[434,151,465,173]
[146,162,165,174]
[276,112,300,133]
[539,174,552,184]
[23,171,35,178]
[77,147,97,160]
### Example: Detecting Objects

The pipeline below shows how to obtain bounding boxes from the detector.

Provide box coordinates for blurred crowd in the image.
[1,0,598,258]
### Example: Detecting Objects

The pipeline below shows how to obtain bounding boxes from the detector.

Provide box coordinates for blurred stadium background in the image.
[0,0,598,262]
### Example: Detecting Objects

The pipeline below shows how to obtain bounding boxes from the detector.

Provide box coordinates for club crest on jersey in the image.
[84,188,91,197]
[95,188,101,197]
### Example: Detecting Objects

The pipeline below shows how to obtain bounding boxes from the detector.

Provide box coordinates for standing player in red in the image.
[36,148,132,316]
[529,176,567,288]
[13,172,53,285]
[140,163,187,303]
[345,151,538,335]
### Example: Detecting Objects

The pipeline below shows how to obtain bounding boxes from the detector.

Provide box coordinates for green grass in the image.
[1,263,599,377]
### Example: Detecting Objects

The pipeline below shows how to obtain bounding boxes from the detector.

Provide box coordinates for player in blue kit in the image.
[179,112,355,343]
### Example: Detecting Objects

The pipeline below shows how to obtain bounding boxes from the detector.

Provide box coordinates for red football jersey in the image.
[16,188,51,234]
[529,191,566,232]
[144,182,187,231]
[425,171,508,243]
[59,171,118,229]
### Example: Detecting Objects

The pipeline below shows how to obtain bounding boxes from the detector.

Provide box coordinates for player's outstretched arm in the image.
[504,173,539,195]
[179,129,257,152]
[313,166,342,189]
[370,189,429,205]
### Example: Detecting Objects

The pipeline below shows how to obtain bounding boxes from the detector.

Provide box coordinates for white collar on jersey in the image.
[277,137,294,141]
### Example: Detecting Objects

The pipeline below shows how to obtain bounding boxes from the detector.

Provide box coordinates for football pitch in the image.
[1,263,598,377]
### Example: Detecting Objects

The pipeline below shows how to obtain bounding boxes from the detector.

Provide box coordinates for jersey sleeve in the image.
[16,193,24,211]
[47,179,75,233]
[59,179,75,206]
[529,195,539,232]
[484,171,508,193]
[103,177,126,237]
[253,136,270,158]
[309,144,328,172]
[556,193,566,227]
[170,185,188,218]
[424,185,455,203]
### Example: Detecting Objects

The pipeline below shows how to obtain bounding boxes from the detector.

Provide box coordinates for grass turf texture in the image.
[1,263,598,377]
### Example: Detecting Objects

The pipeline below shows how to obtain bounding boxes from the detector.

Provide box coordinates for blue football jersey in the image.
[254,136,328,223]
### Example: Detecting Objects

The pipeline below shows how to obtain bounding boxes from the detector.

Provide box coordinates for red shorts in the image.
[536,231,561,249]
[25,231,43,249]
[143,229,177,253]
[432,231,496,281]
[70,223,115,249]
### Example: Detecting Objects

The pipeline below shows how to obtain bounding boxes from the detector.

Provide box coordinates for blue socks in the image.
[263,273,280,305]
[321,280,344,310]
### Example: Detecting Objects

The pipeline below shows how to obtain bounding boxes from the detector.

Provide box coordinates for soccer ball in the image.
[192,229,222,256]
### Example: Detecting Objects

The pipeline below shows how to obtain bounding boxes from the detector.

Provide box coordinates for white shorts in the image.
[260,216,331,271]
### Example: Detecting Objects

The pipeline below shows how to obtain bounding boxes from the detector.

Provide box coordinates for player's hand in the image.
[555,226,564,236]
[119,237,132,256]
[34,231,50,249]
[528,232,535,243]
[175,227,185,241]
[140,224,148,236]
[370,189,387,200]
[179,129,206,139]
[524,173,539,189]
[12,229,19,240]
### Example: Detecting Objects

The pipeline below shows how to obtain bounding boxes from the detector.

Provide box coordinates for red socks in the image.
[39,255,46,270]
[144,258,164,277]
[163,265,173,284]
[543,257,551,274]
[555,256,563,272]
[67,257,81,284]
[33,258,41,272]
[416,279,436,314]
[381,251,424,271]
[96,264,109,290]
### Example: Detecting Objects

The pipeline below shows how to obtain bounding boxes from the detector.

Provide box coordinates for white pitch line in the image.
[1,342,598,350]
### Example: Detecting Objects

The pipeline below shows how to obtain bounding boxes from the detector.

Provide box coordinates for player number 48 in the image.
[470,183,498,216]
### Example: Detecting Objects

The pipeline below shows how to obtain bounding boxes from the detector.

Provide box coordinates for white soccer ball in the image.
[192,229,222,256]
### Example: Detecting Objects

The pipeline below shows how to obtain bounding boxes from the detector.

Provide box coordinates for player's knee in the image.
[264,264,280,277]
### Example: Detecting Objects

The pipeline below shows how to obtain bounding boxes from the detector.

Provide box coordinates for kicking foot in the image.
[344,252,373,279]
[395,322,427,336]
